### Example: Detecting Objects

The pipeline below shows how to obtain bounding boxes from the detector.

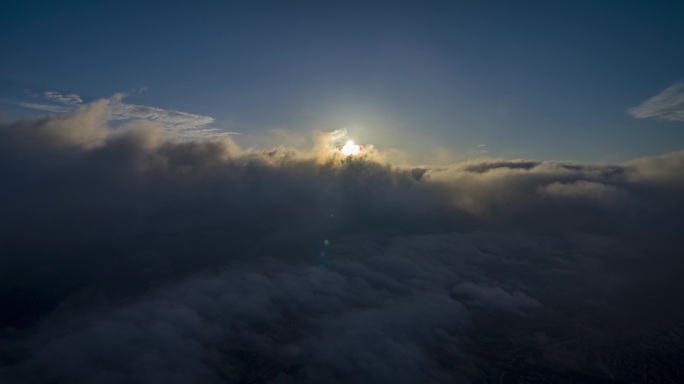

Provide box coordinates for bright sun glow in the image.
[341,140,360,156]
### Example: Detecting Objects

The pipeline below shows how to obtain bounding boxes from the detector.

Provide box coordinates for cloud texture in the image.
[1,102,683,383]
[14,91,219,137]
[629,81,684,122]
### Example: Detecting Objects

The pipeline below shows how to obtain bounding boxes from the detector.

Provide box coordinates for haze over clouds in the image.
[1,102,683,383]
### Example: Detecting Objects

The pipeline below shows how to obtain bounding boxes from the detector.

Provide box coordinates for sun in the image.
[341,140,360,156]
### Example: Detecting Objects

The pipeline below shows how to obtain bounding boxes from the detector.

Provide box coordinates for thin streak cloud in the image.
[629,81,684,122]
[14,102,69,113]
[12,91,219,137]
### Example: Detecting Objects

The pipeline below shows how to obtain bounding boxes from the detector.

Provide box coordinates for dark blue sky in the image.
[2,0,684,161]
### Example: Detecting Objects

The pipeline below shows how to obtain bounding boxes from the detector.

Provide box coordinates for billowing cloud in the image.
[629,81,684,121]
[1,102,683,383]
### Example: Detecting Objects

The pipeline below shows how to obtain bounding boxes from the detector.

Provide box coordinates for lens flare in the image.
[341,140,360,156]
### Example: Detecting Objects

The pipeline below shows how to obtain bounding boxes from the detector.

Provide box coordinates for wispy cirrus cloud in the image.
[14,102,69,113]
[628,81,684,122]
[14,90,221,137]
[42,91,83,105]
[106,94,216,132]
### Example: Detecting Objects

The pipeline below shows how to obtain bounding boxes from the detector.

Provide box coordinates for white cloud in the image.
[13,90,220,137]
[106,99,215,132]
[628,81,684,121]
[43,91,83,105]
[15,102,69,113]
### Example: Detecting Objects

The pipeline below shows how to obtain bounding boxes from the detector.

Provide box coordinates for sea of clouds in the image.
[1,100,683,383]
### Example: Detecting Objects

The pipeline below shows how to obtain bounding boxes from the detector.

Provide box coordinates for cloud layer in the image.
[1,103,683,383]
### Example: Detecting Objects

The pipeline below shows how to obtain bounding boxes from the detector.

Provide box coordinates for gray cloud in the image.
[1,103,683,383]
[629,81,684,122]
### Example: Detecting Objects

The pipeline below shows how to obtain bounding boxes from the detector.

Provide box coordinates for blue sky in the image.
[2,0,684,162]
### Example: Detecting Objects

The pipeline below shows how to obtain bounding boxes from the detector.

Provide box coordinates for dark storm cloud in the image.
[1,102,683,383]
